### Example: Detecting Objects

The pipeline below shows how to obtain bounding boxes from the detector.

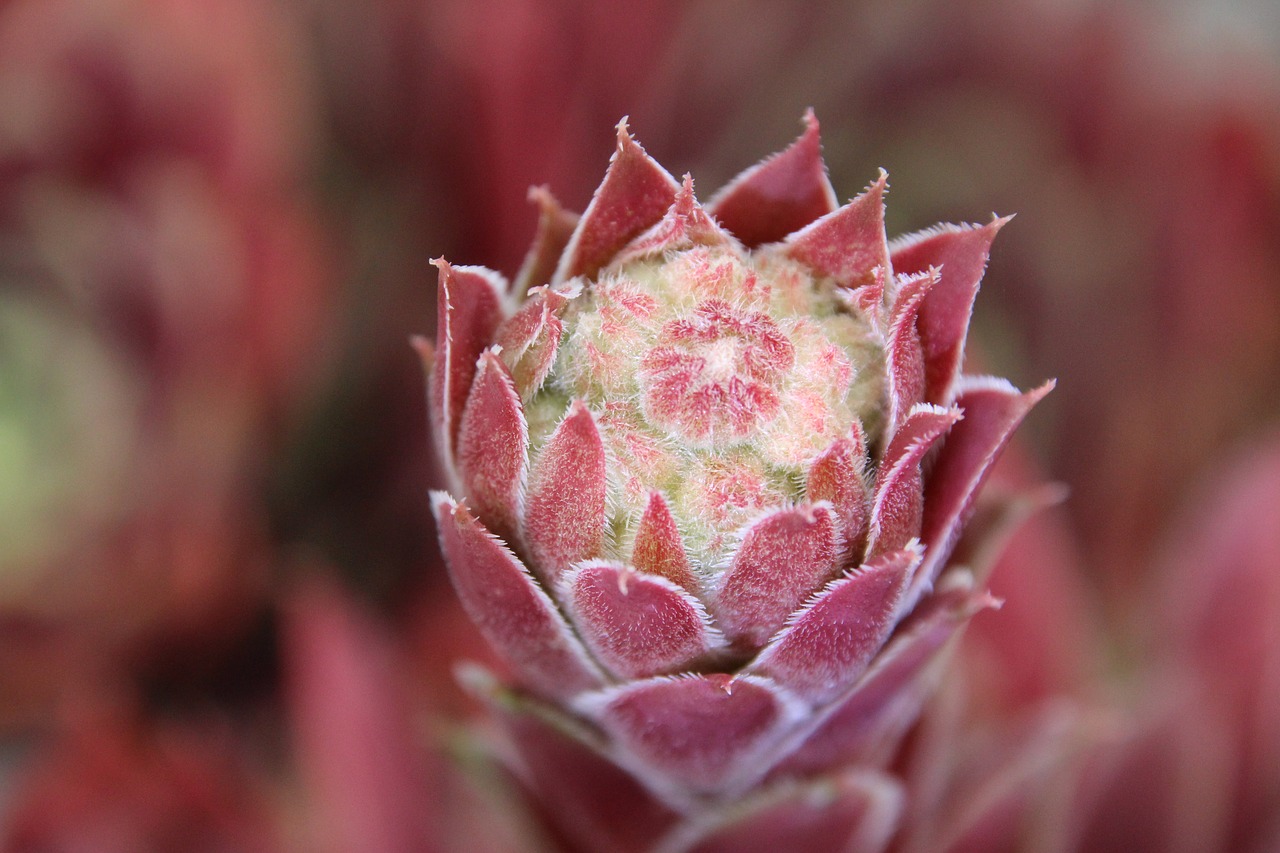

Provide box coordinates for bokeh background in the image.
[1,0,1277,850]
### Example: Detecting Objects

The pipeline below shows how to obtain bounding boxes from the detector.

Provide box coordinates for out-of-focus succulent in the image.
[422,114,1050,849]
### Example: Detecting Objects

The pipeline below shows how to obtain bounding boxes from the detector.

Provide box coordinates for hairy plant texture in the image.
[422,113,1050,850]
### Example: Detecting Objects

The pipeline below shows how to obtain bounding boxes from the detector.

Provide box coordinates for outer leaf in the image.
[867,404,962,558]
[885,269,940,434]
[715,504,842,652]
[431,259,506,458]
[662,771,904,853]
[576,674,804,797]
[707,109,838,248]
[774,583,999,777]
[750,547,919,705]
[909,378,1053,609]
[523,401,608,585]
[554,119,681,283]
[566,561,722,680]
[889,218,1009,404]
[456,348,527,541]
[432,494,603,699]
[477,675,680,853]
[782,170,890,288]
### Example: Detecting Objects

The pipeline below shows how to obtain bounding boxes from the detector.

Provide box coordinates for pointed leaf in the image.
[513,186,580,299]
[456,349,527,541]
[632,491,698,592]
[908,378,1054,609]
[431,259,506,457]
[577,674,803,795]
[615,174,737,264]
[806,428,871,557]
[554,119,680,283]
[775,584,997,776]
[890,218,1009,403]
[867,404,962,558]
[885,269,940,433]
[782,170,890,288]
[567,561,722,680]
[494,285,570,400]
[716,504,841,652]
[707,110,838,248]
[672,771,904,853]
[524,402,608,584]
[432,494,603,699]
[480,679,680,852]
[751,548,919,705]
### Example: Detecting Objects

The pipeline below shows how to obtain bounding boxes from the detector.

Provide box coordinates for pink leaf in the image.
[455,349,527,541]
[707,109,838,248]
[715,504,842,652]
[782,170,890,288]
[523,401,608,584]
[513,186,580,298]
[491,688,679,853]
[614,174,737,264]
[750,548,919,705]
[554,119,680,283]
[577,674,802,795]
[885,269,940,434]
[431,259,506,457]
[910,378,1054,609]
[867,404,962,558]
[806,428,871,558]
[675,771,904,853]
[493,285,570,400]
[890,218,1009,404]
[631,490,698,592]
[566,561,722,680]
[432,494,603,699]
[775,585,998,776]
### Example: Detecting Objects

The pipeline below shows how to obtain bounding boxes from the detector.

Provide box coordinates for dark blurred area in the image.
[1,0,1277,849]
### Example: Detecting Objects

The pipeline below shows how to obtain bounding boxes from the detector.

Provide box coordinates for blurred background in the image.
[0,0,1277,850]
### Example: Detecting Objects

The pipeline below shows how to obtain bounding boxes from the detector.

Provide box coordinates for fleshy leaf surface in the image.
[885,269,940,433]
[554,120,681,283]
[750,547,919,705]
[867,404,962,558]
[909,378,1054,608]
[715,504,841,652]
[782,170,890,288]
[707,110,838,248]
[523,401,608,584]
[431,260,506,456]
[632,491,698,593]
[615,174,736,264]
[432,494,603,699]
[890,218,1008,403]
[806,428,871,558]
[456,349,527,540]
[566,561,721,680]
[578,674,801,795]
[672,771,904,853]
[494,285,569,400]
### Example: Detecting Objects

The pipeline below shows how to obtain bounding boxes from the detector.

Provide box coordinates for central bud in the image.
[528,245,885,570]
[640,298,794,445]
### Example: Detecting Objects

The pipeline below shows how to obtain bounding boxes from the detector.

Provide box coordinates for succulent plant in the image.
[422,112,1051,850]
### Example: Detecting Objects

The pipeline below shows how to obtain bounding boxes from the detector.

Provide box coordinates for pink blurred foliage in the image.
[2,706,281,853]
[0,0,331,726]
[0,0,1278,849]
